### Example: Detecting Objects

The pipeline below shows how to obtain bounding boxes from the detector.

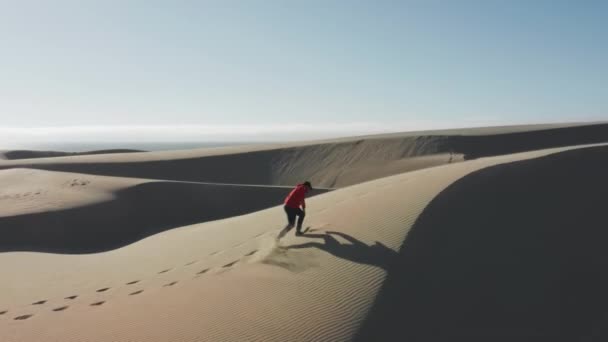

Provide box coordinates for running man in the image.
[278,181,312,239]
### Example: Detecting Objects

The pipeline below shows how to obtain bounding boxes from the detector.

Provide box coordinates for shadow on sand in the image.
[355,145,608,342]
[287,230,398,271]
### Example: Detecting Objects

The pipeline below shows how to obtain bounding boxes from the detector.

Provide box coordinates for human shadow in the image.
[287,230,398,271]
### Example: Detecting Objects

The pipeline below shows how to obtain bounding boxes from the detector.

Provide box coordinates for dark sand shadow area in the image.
[0,182,328,254]
[356,145,608,342]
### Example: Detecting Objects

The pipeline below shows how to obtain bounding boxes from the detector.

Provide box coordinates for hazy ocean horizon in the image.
[2,142,262,153]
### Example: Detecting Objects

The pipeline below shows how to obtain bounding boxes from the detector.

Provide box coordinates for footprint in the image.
[69,179,90,187]
[209,251,220,256]
[254,232,266,238]
[53,306,68,312]
[185,261,197,266]
[222,261,238,268]
[96,287,110,293]
[0,310,7,315]
[14,314,33,320]
[90,301,105,306]
[158,269,171,274]
[129,290,144,296]
[301,226,313,234]
[126,280,140,285]
[65,295,78,300]
[244,250,258,256]
[197,268,210,275]
[32,300,47,305]
[163,281,178,287]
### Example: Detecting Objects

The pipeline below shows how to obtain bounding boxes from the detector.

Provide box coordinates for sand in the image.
[0,123,607,341]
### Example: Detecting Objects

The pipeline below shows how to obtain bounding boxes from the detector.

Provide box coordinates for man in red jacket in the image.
[278,181,312,239]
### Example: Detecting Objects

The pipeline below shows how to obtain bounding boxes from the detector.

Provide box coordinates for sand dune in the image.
[1,123,607,188]
[1,136,606,340]
[0,169,328,253]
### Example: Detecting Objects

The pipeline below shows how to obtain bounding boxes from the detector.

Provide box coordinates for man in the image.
[278,181,312,239]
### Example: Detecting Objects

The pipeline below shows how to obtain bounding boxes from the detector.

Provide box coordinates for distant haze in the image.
[0,118,579,150]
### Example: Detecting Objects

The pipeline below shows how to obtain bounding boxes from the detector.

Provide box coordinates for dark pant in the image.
[284,205,305,229]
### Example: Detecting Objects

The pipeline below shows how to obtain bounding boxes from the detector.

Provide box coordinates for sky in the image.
[0,0,606,145]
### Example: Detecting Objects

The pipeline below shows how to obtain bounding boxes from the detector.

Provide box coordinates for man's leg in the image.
[278,206,296,240]
[295,208,305,235]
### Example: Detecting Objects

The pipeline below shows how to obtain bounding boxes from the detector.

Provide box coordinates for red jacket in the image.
[284,184,307,209]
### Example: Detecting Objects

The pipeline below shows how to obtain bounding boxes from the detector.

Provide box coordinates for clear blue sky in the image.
[0,0,606,143]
